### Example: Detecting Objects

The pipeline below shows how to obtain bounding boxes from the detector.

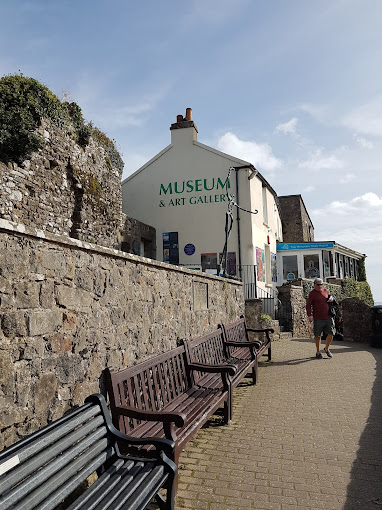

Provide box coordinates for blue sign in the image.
[277,242,334,251]
[184,243,195,255]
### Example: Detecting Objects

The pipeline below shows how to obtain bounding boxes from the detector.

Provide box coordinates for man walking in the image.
[306,278,335,358]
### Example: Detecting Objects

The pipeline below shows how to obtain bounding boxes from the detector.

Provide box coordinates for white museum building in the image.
[122,109,283,298]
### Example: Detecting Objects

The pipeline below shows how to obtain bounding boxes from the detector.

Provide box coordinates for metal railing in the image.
[237,265,280,320]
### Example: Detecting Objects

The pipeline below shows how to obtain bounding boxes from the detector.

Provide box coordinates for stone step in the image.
[278,331,293,340]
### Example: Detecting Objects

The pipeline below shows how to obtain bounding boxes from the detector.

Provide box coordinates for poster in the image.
[256,247,264,282]
[271,252,277,282]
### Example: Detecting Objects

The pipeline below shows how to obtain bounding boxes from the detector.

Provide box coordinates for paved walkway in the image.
[175,337,382,510]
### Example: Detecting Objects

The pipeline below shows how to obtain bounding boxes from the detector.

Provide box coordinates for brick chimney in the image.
[170,108,198,143]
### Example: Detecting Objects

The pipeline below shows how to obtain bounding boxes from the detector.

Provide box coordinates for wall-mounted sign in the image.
[287,273,295,280]
[277,242,334,251]
[163,232,179,264]
[158,176,231,208]
[184,243,195,255]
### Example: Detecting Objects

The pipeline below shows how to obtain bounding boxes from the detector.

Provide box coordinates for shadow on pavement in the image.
[343,344,382,509]
[266,337,382,507]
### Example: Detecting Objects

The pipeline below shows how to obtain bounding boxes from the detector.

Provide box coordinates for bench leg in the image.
[268,344,272,361]
[172,447,181,495]
[223,397,232,424]
[252,358,258,385]
[156,451,177,509]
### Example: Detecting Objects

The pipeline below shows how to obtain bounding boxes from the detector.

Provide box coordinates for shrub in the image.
[260,313,272,323]
[301,277,373,306]
[341,278,373,306]
[0,74,69,163]
[0,73,124,174]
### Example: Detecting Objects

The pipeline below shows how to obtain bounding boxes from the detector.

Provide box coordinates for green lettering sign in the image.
[160,183,172,195]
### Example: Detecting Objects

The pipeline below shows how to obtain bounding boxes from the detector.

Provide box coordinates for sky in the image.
[1,0,381,302]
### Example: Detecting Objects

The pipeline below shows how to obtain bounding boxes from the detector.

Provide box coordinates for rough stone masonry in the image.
[0,220,243,449]
[0,118,122,249]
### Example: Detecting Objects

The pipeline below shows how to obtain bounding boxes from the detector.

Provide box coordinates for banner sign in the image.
[277,242,334,251]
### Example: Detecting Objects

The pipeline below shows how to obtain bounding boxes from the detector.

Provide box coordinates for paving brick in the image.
[175,337,382,510]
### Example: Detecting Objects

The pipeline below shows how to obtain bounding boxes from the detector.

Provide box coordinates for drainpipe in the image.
[235,168,242,279]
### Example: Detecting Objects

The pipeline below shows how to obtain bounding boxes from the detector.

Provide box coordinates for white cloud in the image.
[298,149,344,171]
[312,192,382,301]
[339,173,355,184]
[353,133,374,149]
[99,103,153,128]
[122,152,150,180]
[342,95,382,137]
[275,117,298,135]
[313,192,382,218]
[298,103,329,123]
[217,132,282,172]
[303,185,315,193]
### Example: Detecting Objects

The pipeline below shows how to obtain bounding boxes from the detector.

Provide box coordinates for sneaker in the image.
[324,349,333,358]
[316,352,323,359]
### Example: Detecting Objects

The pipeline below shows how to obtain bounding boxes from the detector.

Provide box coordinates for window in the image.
[201,253,217,275]
[282,255,298,280]
[262,186,268,225]
[345,257,349,277]
[304,254,320,279]
[323,251,330,277]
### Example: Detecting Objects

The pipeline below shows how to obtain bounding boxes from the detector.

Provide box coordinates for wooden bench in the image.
[0,393,177,510]
[105,345,236,470]
[183,327,260,419]
[221,316,273,380]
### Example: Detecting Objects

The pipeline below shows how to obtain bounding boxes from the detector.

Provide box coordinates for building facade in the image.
[278,194,314,243]
[122,109,283,295]
[276,241,365,286]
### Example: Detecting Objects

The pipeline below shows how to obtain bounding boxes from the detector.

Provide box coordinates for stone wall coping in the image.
[0,218,243,286]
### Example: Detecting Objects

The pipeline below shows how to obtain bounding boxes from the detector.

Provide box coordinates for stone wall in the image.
[278,284,313,338]
[0,220,244,449]
[245,299,278,341]
[342,298,372,343]
[0,118,122,249]
[120,213,156,259]
[245,299,263,328]
[278,195,314,243]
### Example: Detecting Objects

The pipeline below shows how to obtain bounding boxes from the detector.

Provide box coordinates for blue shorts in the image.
[314,318,335,337]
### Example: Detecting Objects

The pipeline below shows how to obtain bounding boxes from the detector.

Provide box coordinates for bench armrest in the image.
[224,340,261,348]
[188,362,237,377]
[246,328,274,334]
[112,426,176,458]
[85,393,177,459]
[114,403,187,428]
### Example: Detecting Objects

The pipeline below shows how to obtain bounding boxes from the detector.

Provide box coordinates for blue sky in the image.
[1,0,382,301]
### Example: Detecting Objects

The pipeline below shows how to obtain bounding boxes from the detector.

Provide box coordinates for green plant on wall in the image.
[301,277,373,306]
[358,257,367,282]
[91,126,124,175]
[260,313,272,324]
[88,175,102,199]
[0,74,124,174]
[0,74,68,163]
[341,278,373,306]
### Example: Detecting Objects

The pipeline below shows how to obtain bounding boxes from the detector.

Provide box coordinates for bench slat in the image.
[0,395,176,510]
[106,463,165,510]
[0,416,107,497]
[65,457,126,510]
[0,405,99,473]
[4,439,113,510]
